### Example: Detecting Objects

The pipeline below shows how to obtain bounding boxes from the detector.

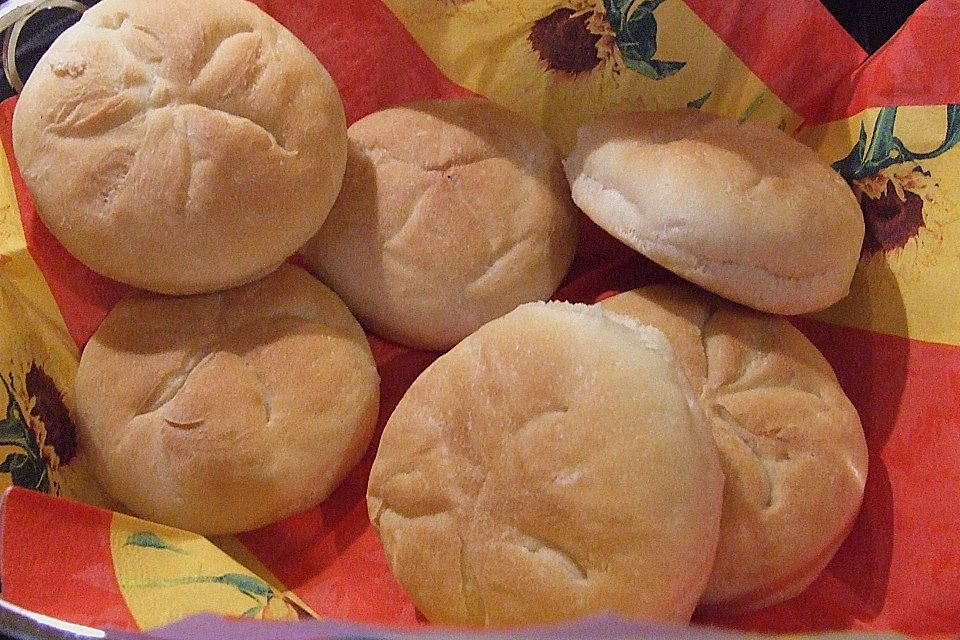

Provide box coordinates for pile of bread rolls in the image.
[12,0,869,628]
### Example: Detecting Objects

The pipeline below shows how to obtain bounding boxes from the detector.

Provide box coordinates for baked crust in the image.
[74,265,380,535]
[600,284,868,612]
[565,110,864,314]
[13,0,347,294]
[302,98,579,351]
[367,301,723,625]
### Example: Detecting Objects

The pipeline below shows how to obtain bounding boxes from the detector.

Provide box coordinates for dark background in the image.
[0,0,930,100]
[822,0,927,52]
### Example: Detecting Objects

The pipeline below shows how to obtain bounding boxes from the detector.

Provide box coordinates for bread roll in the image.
[565,110,864,314]
[12,0,347,294]
[599,284,868,612]
[301,98,579,351]
[74,265,379,535]
[367,301,723,625]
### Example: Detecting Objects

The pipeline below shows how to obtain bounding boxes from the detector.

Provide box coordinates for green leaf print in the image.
[215,573,274,600]
[121,572,276,603]
[833,104,960,181]
[0,373,49,493]
[737,93,765,124]
[0,452,46,490]
[603,0,686,80]
[241,605,264,618]
[124,531,188,554]
[121,532,275,601]
[687,91,712,109]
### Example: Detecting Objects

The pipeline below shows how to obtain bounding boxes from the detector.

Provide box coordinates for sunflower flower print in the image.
[0,371,48,492]
[0,363,76,494]
[529,0,684,79]
[833,104,960,278]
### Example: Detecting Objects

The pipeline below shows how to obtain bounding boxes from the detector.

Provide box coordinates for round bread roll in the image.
[74,265,379,535]
[564,110,864,314]
[367,301,723,625]
[12,0,347,294]
[301,98,579,351]
[599,284,868,612]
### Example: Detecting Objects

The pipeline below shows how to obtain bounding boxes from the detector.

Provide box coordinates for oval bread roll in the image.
[565,110,864,314]
[12,0,347,294]
[74,265,380,535]
[301,98,579,351]
[599,284,868,612]
[367,301,723,625]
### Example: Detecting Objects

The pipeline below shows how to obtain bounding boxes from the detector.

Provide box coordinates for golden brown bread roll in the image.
[599,284,867,612]
[367,301,723,625]
[565,110,864,314]
[12,0,347,294]
[301,98,579,351]
[74,265,380,535]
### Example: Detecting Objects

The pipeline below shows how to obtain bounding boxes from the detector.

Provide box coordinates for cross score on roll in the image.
[10,0,868,628]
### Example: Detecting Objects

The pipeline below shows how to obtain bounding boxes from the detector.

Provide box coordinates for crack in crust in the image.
[370,141,504,259]
[355,140,497,176]
[375,504,448,526]
[196,105,292,155]
[50,17,288,155]
[512,528,588,581]
[133,310,332,424]
[512,407,569,439]
[719,382,826,405]
[712,404,791,510]
[381,178,539,299]
[194,27,258,82]
[382,181,434,253]
[243,359,273,424]
[136,348,213,417]
[458,527,486,623]
[96,14,164,65]
[443,405,581,618]
[695,303,803,511]
[698,302,720,378]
